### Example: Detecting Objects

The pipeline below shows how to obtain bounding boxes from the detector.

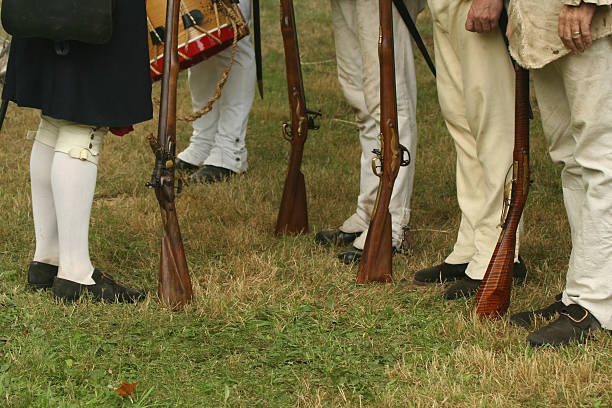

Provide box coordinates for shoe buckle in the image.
[560,308,589,323]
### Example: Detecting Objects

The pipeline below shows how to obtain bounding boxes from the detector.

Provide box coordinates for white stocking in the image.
[51,153,97,285]
[30,141,59,265]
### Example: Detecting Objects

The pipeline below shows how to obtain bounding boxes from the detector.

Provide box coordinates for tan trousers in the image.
[533,37,612,330]
[428,0,518,279]
[332,0,419,249]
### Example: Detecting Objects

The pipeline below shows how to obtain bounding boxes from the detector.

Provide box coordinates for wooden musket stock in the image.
[356,0,410,284]
[475,66,530,318]
[147,0,193,309]
[275,0,320,236]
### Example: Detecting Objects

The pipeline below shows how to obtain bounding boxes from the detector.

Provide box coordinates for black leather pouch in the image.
[1,0,115,44]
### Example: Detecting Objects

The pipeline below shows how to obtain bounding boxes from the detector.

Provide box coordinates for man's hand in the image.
[466,0,504,33]
[559,2,597,54]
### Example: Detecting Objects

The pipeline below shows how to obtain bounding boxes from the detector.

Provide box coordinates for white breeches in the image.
[428,0,520,279]
[30,115,105,285]
[533,37,612,330]
[331,0,418,250]
[34,115,107,165]
[177,0,255,173]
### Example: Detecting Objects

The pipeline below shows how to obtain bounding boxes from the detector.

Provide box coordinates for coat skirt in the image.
[2,0,153,127]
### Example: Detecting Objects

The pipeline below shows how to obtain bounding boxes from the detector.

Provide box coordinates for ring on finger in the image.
[572,31,581,38]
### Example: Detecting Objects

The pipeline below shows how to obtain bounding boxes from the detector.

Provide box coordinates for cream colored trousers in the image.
[428,0,519,279]
[533,37,612,330]
[331,0,419,249]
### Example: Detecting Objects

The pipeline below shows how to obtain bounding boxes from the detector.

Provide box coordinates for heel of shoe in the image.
[26,281,54,291]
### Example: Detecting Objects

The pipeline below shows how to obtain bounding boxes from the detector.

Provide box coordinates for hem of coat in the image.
[5,98,153,128]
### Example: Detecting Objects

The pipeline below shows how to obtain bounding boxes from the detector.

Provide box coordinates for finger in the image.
[580,16,593,48]
[473,18,484,33]
[465,15,475,32]
[506,14,512,37]
[571,22,584,53]
[490,15,499,30]
[558,11,567,39]
[481,18,492,33]
[563,22,579,53]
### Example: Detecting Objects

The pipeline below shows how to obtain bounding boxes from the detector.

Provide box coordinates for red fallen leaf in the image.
[114,380,138,397]
[21,330,29,336]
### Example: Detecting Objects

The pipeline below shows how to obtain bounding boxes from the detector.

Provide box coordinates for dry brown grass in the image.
[0,0,610,407]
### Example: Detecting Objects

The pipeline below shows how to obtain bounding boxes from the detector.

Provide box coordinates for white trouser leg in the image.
[332,0,418,250]
[534,38,612,329]
[178,0,255,173]
[31,140,59,265]
[429,0,517,279]
[178,61,221,166]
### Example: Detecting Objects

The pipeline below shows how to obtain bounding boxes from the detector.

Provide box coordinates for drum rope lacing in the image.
[180,0,246,122]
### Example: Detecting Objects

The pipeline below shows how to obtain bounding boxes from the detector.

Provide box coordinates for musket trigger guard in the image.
[371,148,383,177]
[281,122,292,142]
[399,144,411,166]
[371,157,382,177]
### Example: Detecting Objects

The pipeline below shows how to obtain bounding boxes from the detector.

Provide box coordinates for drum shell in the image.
[146,0,249,81]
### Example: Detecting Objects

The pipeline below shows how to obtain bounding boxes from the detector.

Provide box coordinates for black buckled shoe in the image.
[337,246,363,264]
[512,256,528,285]
[314,230,360,247]
[337,246,398,265]
[444,276,481,300]
[27,261,59,291]
[510,293,564,328]
[52,269,145,303]
[444,257,529,300]
[175,159,199,173]
[526,304,601,347]
[413,262,469,286]
[188,165,236,184]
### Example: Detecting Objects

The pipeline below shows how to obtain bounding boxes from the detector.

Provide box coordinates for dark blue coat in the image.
[2,0,153,127]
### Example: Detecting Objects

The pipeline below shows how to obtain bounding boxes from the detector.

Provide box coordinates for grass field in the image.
[0,0,610,406]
